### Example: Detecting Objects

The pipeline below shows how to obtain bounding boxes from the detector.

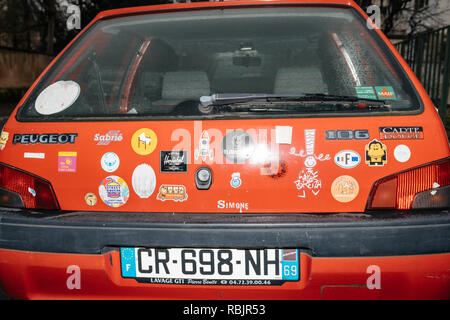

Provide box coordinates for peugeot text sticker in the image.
[290,129,331,197]
[99,176,129,208]
[131,128,157,156]
[132,164,156,199]
[156,185,188,202]
[334,150,361,169]
[101,152,120,173]
[379,127,423,140]
[365,139,387,166]
[58,152,77,172]
[13,133,78,144]
[331,175,359,203]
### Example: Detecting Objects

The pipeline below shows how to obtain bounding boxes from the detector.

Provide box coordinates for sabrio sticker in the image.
[365,139,387,166]
[131,128,157,155]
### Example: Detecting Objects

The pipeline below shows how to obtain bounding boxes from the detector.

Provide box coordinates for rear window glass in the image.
[18,6,421,120]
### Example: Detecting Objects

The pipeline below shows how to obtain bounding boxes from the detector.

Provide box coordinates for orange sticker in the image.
[331,175,359,203]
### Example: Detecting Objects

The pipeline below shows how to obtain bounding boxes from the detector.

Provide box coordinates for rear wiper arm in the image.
[200,93,388,108]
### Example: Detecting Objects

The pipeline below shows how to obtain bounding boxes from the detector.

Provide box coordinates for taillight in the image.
[0,163,59,210]
[367,158,450,210]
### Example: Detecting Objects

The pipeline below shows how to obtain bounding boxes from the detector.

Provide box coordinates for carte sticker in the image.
[131,128,157,155]
[99,176,129,208]
[35,80,80,115]
[379,127,423,140]
[331,175,359,203]
[85,193,97,206]
[394,145,411,163]
[375,86,397,100]
[0,131,9,150]
[365,139,387,167]
[132,164,156,199]
[58,151,77,172]
[156,184,188,202]
[101,152,120,173]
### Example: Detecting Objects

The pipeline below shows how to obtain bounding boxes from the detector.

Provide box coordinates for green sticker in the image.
[355,86,377,99]
[375,86,397,100]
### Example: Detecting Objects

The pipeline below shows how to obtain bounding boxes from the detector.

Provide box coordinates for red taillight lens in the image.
[0,163,59,210]
[367,158,450,210]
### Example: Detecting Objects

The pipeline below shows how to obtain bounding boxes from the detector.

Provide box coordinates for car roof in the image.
[93,0,357,22]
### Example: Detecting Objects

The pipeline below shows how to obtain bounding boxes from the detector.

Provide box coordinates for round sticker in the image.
[222,129,254,163]
[394,145,411,163]
[35,80,80,115]
[101,152,120,172]
[331,175,359,203]
[85,193,97,206]
[132,164,157,199]
[98,176,129,208]
[131,128,158,156]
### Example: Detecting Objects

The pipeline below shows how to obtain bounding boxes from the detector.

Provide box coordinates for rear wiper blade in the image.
[200,93,388,108]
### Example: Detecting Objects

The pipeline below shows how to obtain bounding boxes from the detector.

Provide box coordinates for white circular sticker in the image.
[35,80,80,115]
[101,152,120,172]
[132,164,156,198]
[394,145,411,163]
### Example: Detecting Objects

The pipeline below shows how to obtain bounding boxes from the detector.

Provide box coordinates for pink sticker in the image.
[58,152,77,172]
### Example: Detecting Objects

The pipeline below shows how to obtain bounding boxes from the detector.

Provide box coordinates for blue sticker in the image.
[281,249,299,281]
[121,247,136,278]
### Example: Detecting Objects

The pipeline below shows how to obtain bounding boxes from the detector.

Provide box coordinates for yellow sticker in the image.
[131,128,158,156]
[85,193,97,206]
[331,175,359,203]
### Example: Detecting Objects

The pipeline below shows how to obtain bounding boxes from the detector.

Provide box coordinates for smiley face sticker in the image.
[131,128,158,156]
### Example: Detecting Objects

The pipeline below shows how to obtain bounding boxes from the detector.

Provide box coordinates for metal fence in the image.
[396,26,450,125]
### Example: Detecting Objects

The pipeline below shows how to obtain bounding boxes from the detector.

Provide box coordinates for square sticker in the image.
[355,86,377,100]
[375,86,397,100]
[58,151,77,172]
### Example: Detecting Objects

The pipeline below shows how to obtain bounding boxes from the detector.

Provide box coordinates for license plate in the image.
[120,248,299,286]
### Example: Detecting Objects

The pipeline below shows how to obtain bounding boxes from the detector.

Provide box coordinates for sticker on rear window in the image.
[35,80,80,115]
[99,176,129,208]
[355,86,377,100]
[365,139,387,166]
[132,164,156,199]
[375,86,396,100]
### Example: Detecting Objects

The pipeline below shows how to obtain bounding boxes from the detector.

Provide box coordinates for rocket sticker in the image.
[194,130,214,161]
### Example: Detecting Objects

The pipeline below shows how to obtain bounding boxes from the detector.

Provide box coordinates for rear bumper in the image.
[0,208,449,299]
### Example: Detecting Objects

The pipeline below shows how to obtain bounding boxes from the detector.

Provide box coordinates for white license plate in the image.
[120,248,299,286]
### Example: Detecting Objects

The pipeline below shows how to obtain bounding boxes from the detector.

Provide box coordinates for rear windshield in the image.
[18,6,421,120]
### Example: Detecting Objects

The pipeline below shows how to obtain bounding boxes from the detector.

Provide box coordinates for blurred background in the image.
[0,0,449,133]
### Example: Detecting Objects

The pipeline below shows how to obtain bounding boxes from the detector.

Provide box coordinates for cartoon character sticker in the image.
[230,172,242,188]
[0,131,9,150]
[131,128,157,156]
[365,139,387,166]
[194,130,214,161]
[156,185,188,202]
[99,176,129,208]
[290,129,330,197]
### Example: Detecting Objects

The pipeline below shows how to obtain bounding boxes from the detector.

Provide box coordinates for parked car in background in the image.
[0,0,448,299]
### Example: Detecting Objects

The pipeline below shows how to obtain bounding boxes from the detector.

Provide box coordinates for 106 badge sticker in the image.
[99,176,129,208]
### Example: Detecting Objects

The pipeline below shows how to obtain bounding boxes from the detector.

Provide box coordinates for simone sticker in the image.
[331,175,359,203]
[35,80,80,115]
[99,176,129,208]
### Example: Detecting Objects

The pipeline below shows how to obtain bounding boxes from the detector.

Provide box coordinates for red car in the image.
[0,0,449,299]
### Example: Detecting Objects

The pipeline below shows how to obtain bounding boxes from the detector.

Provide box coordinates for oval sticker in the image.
[35,80,80,115]
[334,150,361,169]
